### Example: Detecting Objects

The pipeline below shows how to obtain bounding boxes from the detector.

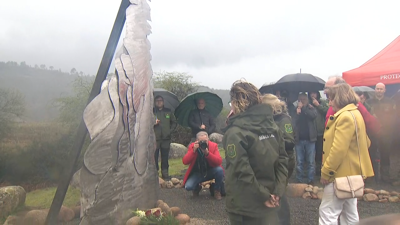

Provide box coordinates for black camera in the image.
[198,140,208,150]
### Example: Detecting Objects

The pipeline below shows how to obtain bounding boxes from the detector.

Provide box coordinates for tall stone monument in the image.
[79,0,158,224]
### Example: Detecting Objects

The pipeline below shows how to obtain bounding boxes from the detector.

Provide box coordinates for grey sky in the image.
[1,0,399,89]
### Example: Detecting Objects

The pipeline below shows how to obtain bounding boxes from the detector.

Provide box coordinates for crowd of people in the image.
[152,77,400,225]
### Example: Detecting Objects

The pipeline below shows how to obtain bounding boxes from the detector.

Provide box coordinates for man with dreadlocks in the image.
[222,80,288,225]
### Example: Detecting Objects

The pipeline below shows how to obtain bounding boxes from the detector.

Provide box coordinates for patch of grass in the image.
[158,148,226,178]
[25,186,80,209]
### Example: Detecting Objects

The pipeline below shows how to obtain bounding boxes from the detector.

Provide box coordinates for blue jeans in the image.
[185,167,224,191]
[295,140,316,183]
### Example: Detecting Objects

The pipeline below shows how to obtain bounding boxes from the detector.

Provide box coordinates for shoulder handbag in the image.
[333,111,365,199]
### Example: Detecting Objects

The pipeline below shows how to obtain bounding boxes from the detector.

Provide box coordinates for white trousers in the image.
[319,183,359,225]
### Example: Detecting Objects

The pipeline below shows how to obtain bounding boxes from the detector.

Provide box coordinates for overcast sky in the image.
[1,0,399,89]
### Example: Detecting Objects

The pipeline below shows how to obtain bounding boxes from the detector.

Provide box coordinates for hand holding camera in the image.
[194,140,209,156]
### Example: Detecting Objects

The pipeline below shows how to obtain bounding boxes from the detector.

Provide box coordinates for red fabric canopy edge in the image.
[343,35,400,86]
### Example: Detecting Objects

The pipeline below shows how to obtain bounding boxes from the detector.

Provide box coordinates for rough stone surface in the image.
[70,169,81,189]
[71,206,81,219]
[312,186,319,194]
[22,210,47,225]
[379,199,388,203]
[58,206,75,222]
[364,188,375,194]
[363,193,379,202]
[175,214,190,225]
[159,177,165,187]
[126,216,141,225]
[170,143,187,159]
[305,187,313,192]
[0,186,26,218]
[166,181,174,189]
[311,193,318,199]
[390,191,400,196]
[302,192,312,199]
[209,133,223,144]
[286,183,308,198]
[171,178,180,185]
[3,215,20,225]
[380,190,390,196]
[170,207,181,217]
[389,196,400,203]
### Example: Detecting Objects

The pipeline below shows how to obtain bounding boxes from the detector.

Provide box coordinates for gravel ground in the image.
[160,184,400,225]
[162,159,400,225]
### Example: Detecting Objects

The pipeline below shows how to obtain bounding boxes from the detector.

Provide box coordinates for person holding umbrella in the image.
[154,95,177,180]
[188,98,216,139]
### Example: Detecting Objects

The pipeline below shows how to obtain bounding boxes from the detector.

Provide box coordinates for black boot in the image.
[161,169,170,180]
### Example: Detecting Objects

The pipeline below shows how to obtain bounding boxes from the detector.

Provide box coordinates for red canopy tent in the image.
[343,35,400,87]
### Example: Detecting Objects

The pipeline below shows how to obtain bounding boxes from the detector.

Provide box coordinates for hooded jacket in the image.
[222,104,288,218]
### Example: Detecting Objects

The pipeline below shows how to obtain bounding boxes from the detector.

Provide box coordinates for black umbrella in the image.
[259,83,276,94]
[153,88,180,111]
[273,73,325,93]
[174,92,223,127]
[352,86,375,99]
[352,86,374,93]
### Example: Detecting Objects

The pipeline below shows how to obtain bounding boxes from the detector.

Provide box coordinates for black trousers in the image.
[228,211,278,225]
[277,194,290,225]
[315,136,323,176]
[154,140,171,171]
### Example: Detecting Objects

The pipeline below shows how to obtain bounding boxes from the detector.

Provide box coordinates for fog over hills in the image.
[0,61,230,122]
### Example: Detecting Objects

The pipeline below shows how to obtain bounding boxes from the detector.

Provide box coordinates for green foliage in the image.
[0,132,74,183]
[154,72,199,101]
[25,186,80,209]
[0,88,25,141]
[53,76,94,129]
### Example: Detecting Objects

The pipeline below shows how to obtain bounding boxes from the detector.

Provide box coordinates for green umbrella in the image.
[174,92,223,127]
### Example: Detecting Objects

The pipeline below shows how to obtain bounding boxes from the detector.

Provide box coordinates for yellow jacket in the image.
[321,104,374,182]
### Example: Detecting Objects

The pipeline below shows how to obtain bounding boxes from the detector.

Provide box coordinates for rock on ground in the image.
[0,186,26,218]
[22,210,48,225]
[209,133,223,144]
[286,183,308,197]
[363,193,379,202]
[58,206,75,222]
[170,143,187,159]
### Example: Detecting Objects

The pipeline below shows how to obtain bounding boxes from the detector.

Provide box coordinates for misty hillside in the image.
[197,86,230,107]
[0,61,81,121]
[0,61,230,122]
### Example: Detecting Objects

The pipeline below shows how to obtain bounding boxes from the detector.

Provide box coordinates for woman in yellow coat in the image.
[319,83,374,225]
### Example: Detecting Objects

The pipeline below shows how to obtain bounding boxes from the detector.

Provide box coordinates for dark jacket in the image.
[292,104,318,142]
[308,93,329,136]
[274,113,295,152]
[153,107,177,141]
[222,104,288,218]
[188,109,216,136]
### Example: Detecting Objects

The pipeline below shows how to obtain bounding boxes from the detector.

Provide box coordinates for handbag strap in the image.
[349,111,363,177]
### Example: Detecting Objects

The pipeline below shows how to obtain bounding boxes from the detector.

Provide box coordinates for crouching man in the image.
[182,131,224,200]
